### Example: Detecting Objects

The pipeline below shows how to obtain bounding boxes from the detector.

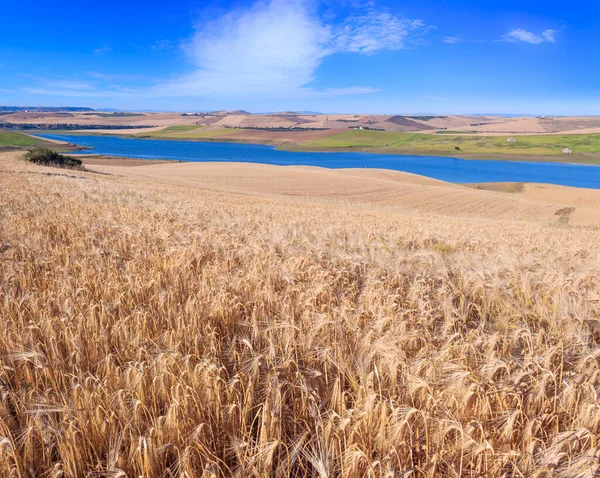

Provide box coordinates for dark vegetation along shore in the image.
[1,123,157,130]
[25,147,84,169]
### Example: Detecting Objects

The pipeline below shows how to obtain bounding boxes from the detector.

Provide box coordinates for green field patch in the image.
[153,125,203,134]
[301,130,600,156]
[137,125,216,138]
[0,130,49,147]
[435,130,478,134]
[139,126,242,140]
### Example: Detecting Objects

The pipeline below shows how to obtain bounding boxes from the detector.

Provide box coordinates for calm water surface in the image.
[38,134,600,189]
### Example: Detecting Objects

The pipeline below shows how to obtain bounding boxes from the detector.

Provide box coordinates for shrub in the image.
[25,147,84,169]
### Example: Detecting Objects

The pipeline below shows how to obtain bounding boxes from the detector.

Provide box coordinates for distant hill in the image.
[209,110,251,115]
[258,111,323,115]
[280,111,322,115]
[0,106,95,113]
[386,115,437,130]
[468,113,539,118]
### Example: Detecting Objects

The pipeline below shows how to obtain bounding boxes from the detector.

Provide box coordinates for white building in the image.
[507,137,516,143]
[562,148,572,154]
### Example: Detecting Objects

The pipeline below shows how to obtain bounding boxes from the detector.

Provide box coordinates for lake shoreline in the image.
[34,133,600,189]
[30,131,600,165]
[282,144,600,165]
[46,151,600,193]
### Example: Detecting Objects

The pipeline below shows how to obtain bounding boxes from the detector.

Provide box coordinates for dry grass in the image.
[1,151,600,477]
[85,160,600,226]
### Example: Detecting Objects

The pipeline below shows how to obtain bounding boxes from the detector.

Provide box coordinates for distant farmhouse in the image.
[507,137,516,143]
[562,147,573,154]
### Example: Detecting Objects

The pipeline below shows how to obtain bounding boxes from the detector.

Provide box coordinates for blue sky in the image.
[1,0,598,114]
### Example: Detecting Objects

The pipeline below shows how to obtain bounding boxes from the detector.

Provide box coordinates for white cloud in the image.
[19,76,126,98]
[21,87,104,97]
[147,0,432,98]
[335,12,433,54]
[25,79,95,92]
[164,0,332,96]
[502,28,556,44]
[442,36,462,44]
[542,30,556,43]
[19,0,432,101]
[88,72,145,82]
[319,86,381,96]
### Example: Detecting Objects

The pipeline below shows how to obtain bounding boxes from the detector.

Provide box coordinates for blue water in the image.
[37,134,600,189]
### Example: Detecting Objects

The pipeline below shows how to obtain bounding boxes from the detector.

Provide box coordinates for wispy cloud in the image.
[167,0,332,97]
[150,39,173,52]
[442,36,462,44]
[88,72,145,82]
[335,11,434,54]
[19,76,124,98]
[149,0,432,98]
[21,0,431,100]
[542,30,556,42]
[30,79,95,91]
[502,28,556,44]
[93,46,113,55]
[21,87,102,97]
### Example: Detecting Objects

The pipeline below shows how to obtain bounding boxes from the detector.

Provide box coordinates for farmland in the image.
[297,130,600,159]
[1,150,600,476]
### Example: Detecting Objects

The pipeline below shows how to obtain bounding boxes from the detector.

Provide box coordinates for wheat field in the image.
[1,151,600,477]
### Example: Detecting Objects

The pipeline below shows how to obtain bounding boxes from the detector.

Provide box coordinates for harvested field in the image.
[9,111,600,136]
[135,127,335,144]
[80,155,176,167]
[1,150,600,477]
[86,159,600,225]
[216,128,336,143]
[386,115,438,130]
[540,116,600,133]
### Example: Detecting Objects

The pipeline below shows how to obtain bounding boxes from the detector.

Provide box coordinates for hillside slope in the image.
[1,151,600,477]
[87,158,600,225]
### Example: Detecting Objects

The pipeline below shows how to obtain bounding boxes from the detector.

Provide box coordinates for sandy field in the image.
[207,128,339,143]
[81,154,600,226]
[80,155,176,167]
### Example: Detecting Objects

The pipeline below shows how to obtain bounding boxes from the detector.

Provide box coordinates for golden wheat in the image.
[1,152,599,477]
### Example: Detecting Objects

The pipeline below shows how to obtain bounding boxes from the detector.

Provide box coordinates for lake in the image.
[38,134,600,189]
